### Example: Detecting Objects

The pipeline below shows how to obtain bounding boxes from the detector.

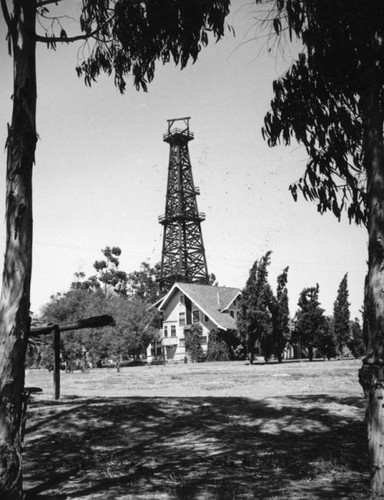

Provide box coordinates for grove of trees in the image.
[237,251,290,363]
[33,248,160,370]
[238,253,364,364]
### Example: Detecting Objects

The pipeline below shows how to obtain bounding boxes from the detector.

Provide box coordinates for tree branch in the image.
[35,32,89,44]
[0,0,11,29]
[36,0,63,8]
[35,15,115,44]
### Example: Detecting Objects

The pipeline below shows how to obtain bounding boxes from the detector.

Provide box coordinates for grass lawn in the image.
[23,359,369,499]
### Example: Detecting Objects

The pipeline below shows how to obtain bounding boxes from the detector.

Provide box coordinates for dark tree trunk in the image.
[246,332,255,364]
[308,346,313,361]
[0,0,36,497]
[358,78,384,495]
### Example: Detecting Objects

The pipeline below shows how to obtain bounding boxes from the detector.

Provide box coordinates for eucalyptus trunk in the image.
[0,0,36,497]
[358,79,384,495]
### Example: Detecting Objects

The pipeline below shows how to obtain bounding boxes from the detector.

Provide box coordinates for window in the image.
[179,339,185,347]
[179,312,186,326]
[164,326,168,338]
[179,294,185,304]
[201,336,207,345]
[171,325,176,337]
[204,315,209,323]
[192,310,200,323]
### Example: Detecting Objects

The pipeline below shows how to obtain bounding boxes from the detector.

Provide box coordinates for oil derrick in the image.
[158,117,209,292]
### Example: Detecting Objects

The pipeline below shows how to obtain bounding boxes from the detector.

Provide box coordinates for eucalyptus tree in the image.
[254,0,384,490]
[0,0,230,496]
[127,261,160,303]
[92,246,128,296]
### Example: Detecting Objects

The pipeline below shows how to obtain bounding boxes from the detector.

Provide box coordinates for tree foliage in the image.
[72,0,231,92]
[257,0,369,224]
[316,316,337,361]
[71,250,160,304]
[292,284,326,361]
[348,317,366,359]
[272,266,290,362]
[184,323,205,363]
[206,328,238,361]
[333,273,351,355]
[40,289,157,365]
[126,261,160,304]
[92,246,128,296]
[238,251,274,363]
[238,252,290,363]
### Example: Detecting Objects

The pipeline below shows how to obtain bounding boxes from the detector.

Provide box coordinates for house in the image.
[147,282,242,363]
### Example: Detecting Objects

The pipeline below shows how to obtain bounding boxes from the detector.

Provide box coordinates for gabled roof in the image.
[157,282,241,331]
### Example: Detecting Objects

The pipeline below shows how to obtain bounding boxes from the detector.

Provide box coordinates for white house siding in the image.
[161,297,213,362]
[146,284,241,364]
[147,303,216,363]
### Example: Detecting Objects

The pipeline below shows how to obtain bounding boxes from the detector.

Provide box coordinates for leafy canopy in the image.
[254,0,384,224]
[33,0,231,93]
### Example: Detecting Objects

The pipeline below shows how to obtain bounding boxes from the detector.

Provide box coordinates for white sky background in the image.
[0,0,367,318]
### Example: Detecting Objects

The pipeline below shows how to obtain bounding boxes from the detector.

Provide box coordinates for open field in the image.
[24,359,369,499]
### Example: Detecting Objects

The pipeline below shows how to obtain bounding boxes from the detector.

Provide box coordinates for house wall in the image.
[147,290,221,363]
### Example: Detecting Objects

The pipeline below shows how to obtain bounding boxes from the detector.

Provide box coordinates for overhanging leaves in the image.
[255,0,384,225]
[75,0,230,92]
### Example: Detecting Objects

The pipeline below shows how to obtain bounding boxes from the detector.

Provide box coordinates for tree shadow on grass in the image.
[24,394,369,499]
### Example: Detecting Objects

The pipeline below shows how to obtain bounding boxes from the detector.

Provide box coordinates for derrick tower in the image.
[158,117,209,292]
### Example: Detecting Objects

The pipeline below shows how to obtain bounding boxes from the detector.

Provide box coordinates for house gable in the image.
[148,282,241,363]
[158,283,241,331]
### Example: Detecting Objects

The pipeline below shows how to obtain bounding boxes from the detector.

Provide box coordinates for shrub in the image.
[206,328,232,361]
[184,323,205,362]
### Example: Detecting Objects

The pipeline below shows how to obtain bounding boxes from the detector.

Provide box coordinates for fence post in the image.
[53,326,60,399]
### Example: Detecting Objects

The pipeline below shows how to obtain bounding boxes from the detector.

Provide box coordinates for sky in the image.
[0,0,367,319]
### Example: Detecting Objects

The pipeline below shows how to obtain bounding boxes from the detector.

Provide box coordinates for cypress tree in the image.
[272,267,290,362]
[333,273,351,356]
[293,284,325,361]
[238,252,274,363]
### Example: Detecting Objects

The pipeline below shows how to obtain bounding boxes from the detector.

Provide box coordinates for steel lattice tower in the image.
[158,117,209,292]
